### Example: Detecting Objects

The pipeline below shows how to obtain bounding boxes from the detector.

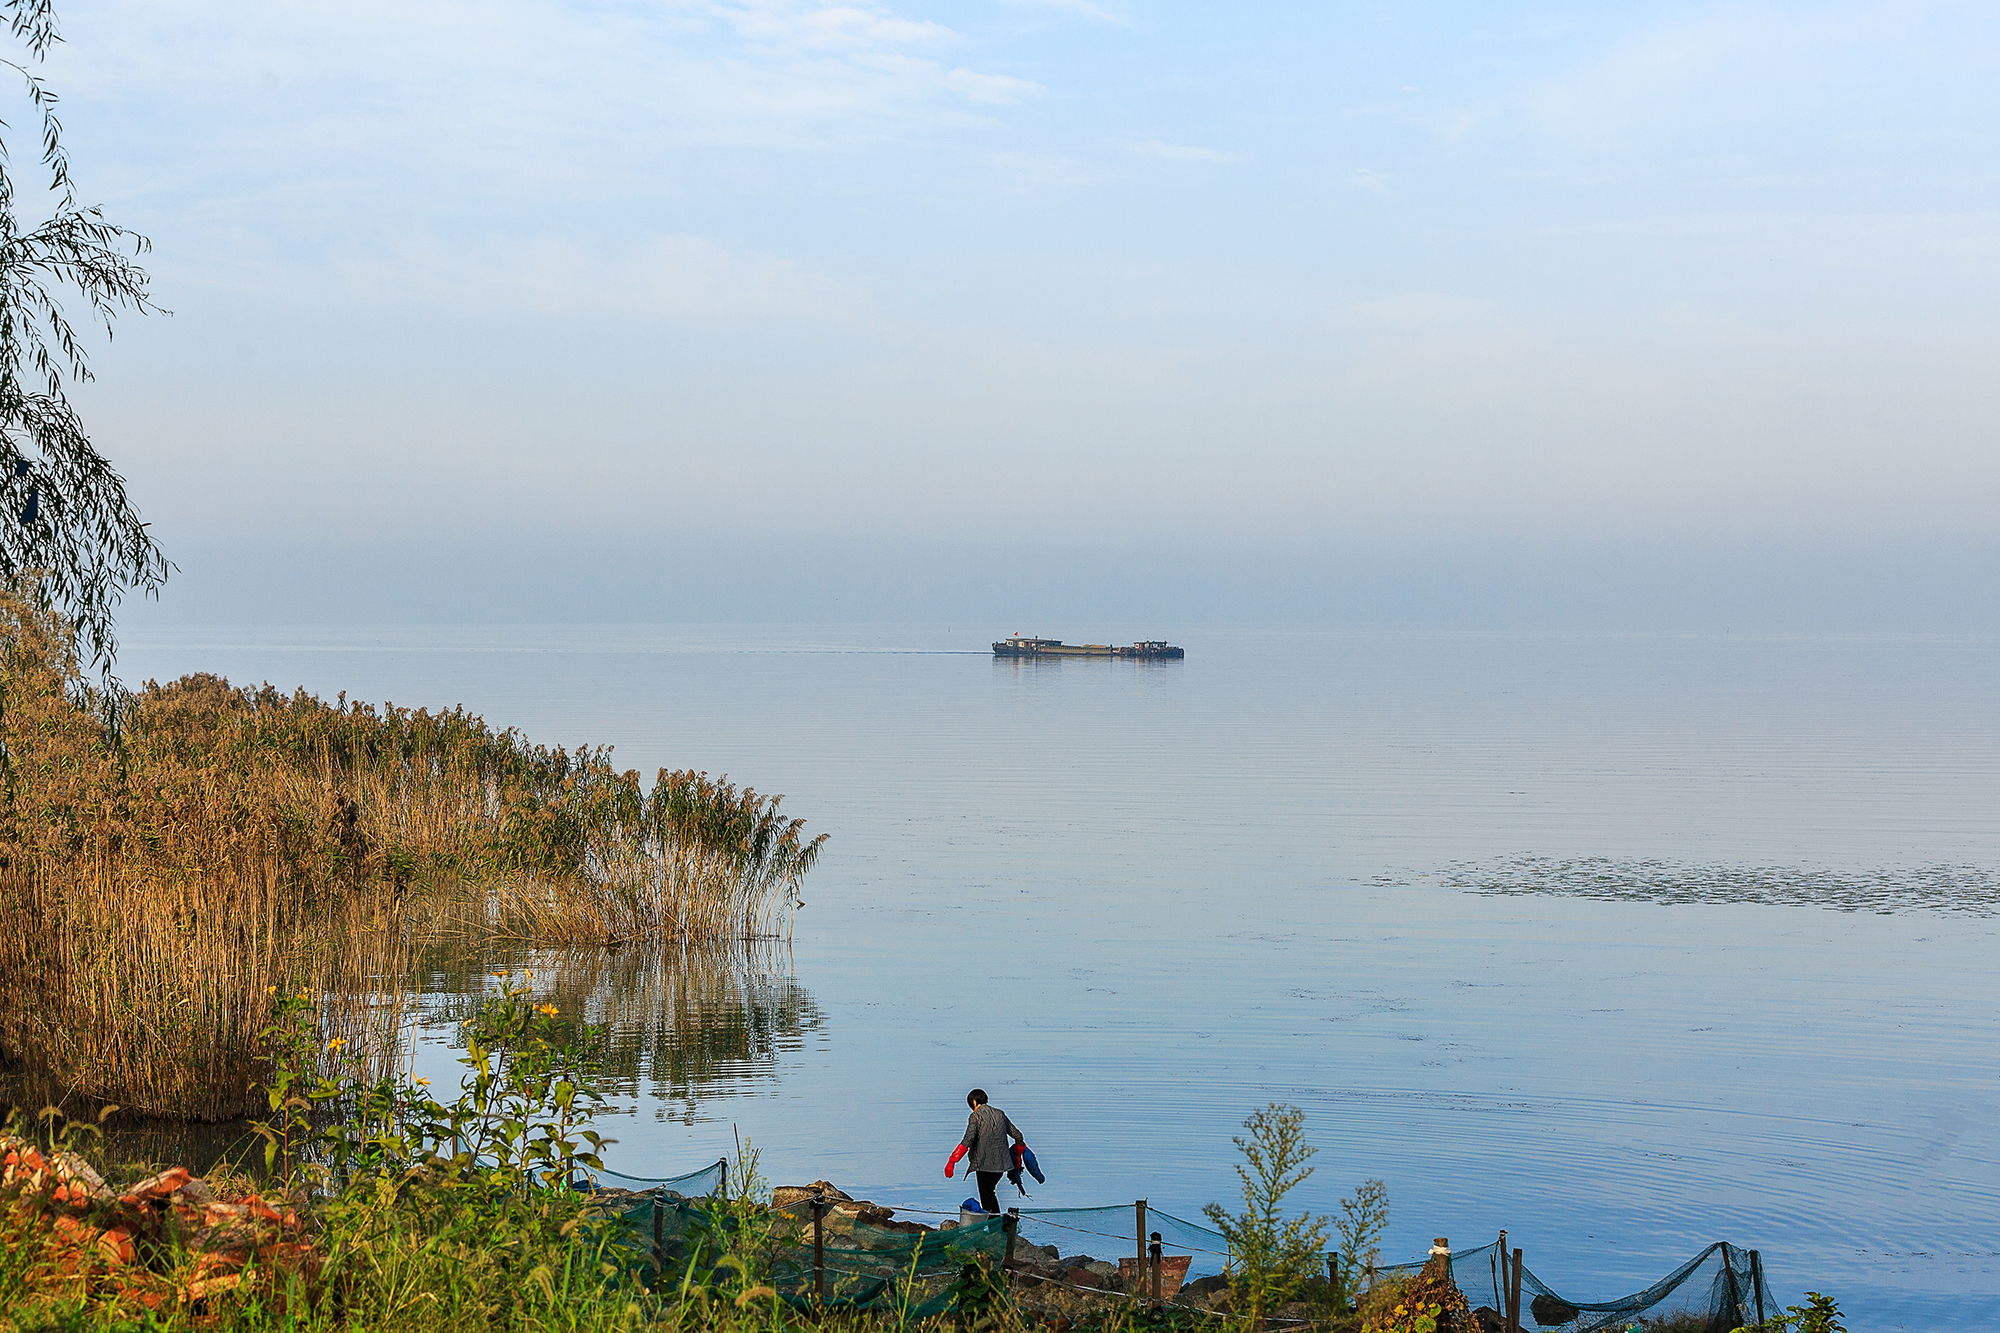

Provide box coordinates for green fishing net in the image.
[602,1193,1013,1318]
[1379,1239,1780,1333]
[585,1167,1779,1329]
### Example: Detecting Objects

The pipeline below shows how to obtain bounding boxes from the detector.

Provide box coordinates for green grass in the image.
[0,981,1141,1333]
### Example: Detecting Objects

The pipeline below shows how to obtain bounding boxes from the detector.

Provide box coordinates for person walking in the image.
[945,1088,1027,1216]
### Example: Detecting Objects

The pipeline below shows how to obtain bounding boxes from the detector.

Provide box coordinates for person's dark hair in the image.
[967,1088,988,1108]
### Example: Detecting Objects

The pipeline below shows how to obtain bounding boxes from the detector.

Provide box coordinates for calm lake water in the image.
[122,624,2000,1332]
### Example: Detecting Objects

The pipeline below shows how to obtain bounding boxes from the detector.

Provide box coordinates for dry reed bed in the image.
[0,583,826,1120]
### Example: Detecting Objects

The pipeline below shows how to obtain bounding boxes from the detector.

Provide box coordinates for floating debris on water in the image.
[1432,855,2000,916]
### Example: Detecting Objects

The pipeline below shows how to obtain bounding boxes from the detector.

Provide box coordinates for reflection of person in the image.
[945,1088,1027,1215]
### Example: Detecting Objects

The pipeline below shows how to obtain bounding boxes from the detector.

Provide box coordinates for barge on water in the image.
[992,635,1185,660]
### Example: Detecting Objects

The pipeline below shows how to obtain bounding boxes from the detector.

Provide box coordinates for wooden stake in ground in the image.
[1134,1199,1147,1293]
[812,1196,826,1303]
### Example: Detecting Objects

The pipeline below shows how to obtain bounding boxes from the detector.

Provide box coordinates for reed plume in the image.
[485,770,826,947]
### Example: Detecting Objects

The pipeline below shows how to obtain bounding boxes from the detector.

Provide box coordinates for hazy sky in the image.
[29,1,2000,623]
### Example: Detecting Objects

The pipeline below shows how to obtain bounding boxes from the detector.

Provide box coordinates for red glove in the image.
[946,1144,968,1178]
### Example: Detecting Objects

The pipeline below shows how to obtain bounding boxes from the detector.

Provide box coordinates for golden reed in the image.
[0,582,824,1120]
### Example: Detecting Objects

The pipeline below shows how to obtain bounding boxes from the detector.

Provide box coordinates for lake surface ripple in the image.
[123,624,2000,1333]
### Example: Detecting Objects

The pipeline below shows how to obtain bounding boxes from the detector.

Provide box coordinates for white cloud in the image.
[981,150,1112,189]
[1130,139,1232,163]
[42,0,2000,564]
[331,234,869,323]
[941,67,1043,104]
[700,0,958,54]
[997,0,1130,24]
[1517,1,1965,145]
[1525,7,1778,139]
[55,0,1039,174]
[851,52,1042,104]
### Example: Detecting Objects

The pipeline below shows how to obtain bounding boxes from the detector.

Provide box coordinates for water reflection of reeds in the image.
[413,939,823,1117]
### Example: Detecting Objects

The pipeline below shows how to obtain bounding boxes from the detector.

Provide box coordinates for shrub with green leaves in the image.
[1734,1291,1845,1333]
[250,970,611,1198]
[1202,1102,1331,1328]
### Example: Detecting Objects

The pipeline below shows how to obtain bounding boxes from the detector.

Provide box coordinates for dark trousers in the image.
[975,1171,1003,1215]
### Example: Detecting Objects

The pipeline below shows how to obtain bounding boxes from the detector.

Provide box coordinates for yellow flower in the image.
[415,1077,431,1086]
[537,1004,559,1016]
[266,985,277,995]
[325,1037,346,1052]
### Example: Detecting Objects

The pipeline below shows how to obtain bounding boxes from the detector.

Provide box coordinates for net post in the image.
[1328,1252,1339,1307]
[1134,1200,1147,1299]
[1750,1250,1767,1329]
[715,1156,728,1200]
[1722,1246,1744,1328]
[652,1196,665,1278]
[1004,1208,1020,1270]
[1510,1248,1523,1333]
[811,1194,826,1304]
[1497,1230,1507,1316]
[1150,1231,1163,1306]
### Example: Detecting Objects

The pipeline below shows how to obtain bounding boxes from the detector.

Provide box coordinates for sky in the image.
[23,0,2000,625]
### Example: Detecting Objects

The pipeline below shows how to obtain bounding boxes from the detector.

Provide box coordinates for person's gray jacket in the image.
[960,1104,1026,1174]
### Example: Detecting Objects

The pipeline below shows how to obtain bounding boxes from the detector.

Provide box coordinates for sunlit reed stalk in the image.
[483,770,826,948]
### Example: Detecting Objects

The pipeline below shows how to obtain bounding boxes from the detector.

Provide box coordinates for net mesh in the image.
[1013,1206,1232,1275]
[588,1158,727,1196]
[603,1194,1013,1318]
[588,1172,1780,1328]
[1516,1243,1777,1333]
[1372,1240,1779,1333]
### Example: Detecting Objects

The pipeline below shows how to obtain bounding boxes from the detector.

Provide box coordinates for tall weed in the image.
[1202,1103,1331,1329]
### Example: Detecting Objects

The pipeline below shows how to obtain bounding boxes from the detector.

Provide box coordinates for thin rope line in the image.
[592,1163,724,1186]
[1012,1214,1232,1258]
[859,1204,1233,1259]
